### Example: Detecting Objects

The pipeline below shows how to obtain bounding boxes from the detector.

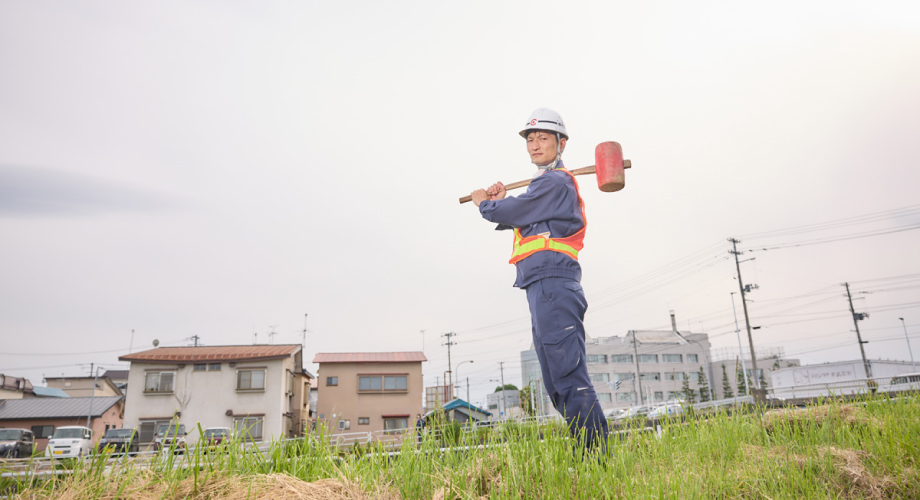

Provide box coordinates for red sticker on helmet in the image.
[529,119,537,126]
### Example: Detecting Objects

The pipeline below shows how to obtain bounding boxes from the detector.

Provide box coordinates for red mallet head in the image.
[594,141,630,193]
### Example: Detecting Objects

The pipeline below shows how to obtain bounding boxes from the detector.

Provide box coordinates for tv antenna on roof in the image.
[268,325,279,345]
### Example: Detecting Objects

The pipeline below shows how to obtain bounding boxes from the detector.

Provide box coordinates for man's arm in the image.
[476,173,562,228]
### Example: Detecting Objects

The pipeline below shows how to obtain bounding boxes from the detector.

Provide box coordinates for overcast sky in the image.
[2,1,919,408]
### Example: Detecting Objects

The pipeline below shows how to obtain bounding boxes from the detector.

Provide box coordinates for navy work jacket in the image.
[478,160,585,288]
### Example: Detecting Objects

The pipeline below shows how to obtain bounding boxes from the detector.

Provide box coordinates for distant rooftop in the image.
[31,387,70,398]
[120,345,302,363]
[0,396,122,420]
[313,352,427,364]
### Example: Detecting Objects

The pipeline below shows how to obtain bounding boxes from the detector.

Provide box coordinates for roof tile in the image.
[119,345,301,363]
[312,352,427,364]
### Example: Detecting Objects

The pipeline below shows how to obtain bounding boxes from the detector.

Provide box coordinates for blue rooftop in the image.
[31,386,70,398]
[442,398,492,416]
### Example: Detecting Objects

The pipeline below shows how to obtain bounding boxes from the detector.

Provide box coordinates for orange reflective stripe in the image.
[508,168,587,265]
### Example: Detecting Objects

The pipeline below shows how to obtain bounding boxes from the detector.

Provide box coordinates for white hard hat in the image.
[519,108,568,140]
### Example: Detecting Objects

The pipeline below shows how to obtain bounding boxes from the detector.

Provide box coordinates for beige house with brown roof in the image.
[44,375,123,398]
[119,345,312,444]
[313,352,425,436]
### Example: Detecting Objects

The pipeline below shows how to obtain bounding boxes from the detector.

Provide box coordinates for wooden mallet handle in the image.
[458,142,630,204]
[458,165,598,204]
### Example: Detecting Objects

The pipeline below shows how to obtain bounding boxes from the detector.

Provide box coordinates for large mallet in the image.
[458,141,631,204]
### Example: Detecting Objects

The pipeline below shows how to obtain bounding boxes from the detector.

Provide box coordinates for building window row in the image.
[586,353,701,365]
[193,363,222,372]
[144,369,266,394]
[589,373,610,382]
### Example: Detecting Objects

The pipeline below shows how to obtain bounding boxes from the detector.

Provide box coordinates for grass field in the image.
[4,396,919,499]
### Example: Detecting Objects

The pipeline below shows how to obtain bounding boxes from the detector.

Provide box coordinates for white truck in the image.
[45,426,93,458]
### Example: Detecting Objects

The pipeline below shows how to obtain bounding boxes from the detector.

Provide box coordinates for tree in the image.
[736,358,753,396]
[697,366,710,402]
[494,384,518,393]
[519,384,535,416]
[681,375,697,404]
[721,364,734,399]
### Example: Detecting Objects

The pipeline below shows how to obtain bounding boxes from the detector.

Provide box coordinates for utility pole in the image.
[499,361,506,416]
[630,330,643,404]
[899,318,917,372]
[86,366,100,427]
[467,377,470,402]
[189,335,200,347]
[302,314,308,351]
[844,283,872,378]
[442,332,456,394]
[729,238,760,389]
[730,293,751,397]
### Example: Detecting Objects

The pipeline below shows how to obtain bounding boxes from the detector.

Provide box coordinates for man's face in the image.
[526,130,566,166]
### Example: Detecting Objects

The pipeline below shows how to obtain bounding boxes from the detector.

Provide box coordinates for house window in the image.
[237,370,265,391]
[359,375,408,392]
[359,376,383,391]
[610,354,633,364]
[589,372,610,382]
[326,376,338,386]
[233,417,264,440]
[193,364,207,371]
[614,372,635,381]
[337,420,351,430]
[663,354,683,363]
[587,355,607,364]
[384,375,407,390]
[638,354,658,363]
[687,354,699,363]
[383,418,408,432]
[654,391,664,402]
[31,425,54,439]
[144,372,175,393]
[689,372,700,382]
[597,393,612,402]
[616,393,635,402]
[665,372,686,381]
[640,372,660,382]
[667,391,681,400]
[488,404,498,410]
[209,363,221,371]
[358,417,370,425]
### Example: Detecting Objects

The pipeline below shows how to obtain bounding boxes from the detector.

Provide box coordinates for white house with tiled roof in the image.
[313,352,426,436]
[119,345,312,444]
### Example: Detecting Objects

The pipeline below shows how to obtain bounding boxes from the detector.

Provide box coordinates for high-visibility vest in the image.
[509,168,587,265]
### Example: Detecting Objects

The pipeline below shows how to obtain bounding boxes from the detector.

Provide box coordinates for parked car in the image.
[153,423,188,453]
[202,427,232,448]
[614,406,650,421]
[45,426,93,458]
[0,428,34,458]
[887,372,920,393]
[98,428,139,454]
[649,404,684,419]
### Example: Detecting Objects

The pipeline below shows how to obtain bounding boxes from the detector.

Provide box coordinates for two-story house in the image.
[119,345,312,444]
[313,352,425,435]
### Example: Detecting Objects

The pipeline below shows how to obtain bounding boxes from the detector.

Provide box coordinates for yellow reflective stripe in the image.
[512,238,547,257]
[547,240,578,257]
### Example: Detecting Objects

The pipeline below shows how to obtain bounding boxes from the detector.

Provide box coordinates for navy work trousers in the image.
[527,277,609,449]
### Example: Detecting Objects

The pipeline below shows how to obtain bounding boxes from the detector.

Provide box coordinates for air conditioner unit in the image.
[337,420,350,430]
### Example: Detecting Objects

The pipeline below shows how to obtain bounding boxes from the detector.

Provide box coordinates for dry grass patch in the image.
[14,471,398,500]
[761,404,880,434]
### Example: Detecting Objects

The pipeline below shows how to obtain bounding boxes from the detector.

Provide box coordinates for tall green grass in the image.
[4,395,919,499]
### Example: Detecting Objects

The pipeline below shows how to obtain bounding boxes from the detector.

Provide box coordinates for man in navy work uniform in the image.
[469,108,608,451]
